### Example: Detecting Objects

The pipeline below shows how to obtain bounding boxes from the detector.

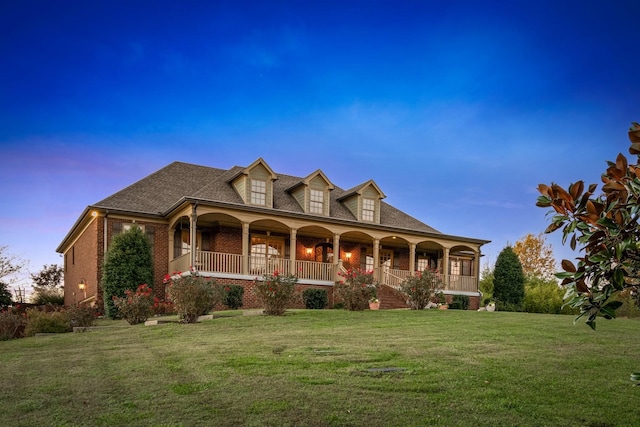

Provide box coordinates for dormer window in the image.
[251,179,267,206]
[362,198,375,222]
[286,169,334,216]
[228,158,277,208]
[337,179,386,224]
[310,189,324,214]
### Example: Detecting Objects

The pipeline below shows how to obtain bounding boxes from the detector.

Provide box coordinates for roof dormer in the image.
[228,158,277,208]
[286,169,334,216]
[338,180,386,223]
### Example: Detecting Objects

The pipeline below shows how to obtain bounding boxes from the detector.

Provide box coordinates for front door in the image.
[380,249,393,270]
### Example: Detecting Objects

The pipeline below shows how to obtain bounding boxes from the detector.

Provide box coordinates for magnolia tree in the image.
[537,123,640,330]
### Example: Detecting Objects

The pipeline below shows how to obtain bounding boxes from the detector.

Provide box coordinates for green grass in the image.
[1,309,639,426]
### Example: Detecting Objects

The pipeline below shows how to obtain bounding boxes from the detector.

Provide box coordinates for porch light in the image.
[306,248,313,256]
[344,252,352,260]
[78,280,86,298]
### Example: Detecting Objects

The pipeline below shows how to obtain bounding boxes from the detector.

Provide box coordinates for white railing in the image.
[295,260,336,281]
[447,274,477,292]
[196,251,243,274]
[171,252,474,289]
[249,256,290,277]
[376,267,412,288]
[169,252,191,274]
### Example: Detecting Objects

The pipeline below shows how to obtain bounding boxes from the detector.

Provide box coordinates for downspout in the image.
[103,211,109,253]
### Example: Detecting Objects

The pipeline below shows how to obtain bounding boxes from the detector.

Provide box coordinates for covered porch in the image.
[167,207,481,293]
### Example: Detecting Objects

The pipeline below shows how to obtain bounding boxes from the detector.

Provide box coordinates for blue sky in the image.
[1,0,639,292]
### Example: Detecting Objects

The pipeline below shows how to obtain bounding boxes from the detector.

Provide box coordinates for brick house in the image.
[57,158,490,310]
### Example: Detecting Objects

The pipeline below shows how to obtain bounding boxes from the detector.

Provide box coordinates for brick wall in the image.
[63,219,99,307]
[213,226,242,254]
[212,277,334,309]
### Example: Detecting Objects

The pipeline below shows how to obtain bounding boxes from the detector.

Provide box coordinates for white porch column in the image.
[409,243,416,276]
[290,228,297,276]
[373,239,380,269]
[443,247,450,288]
[474,250,481,292]
[168,227,175,263]
[190,204,197,270]
[333,233,340,264]
[242,222,249,275]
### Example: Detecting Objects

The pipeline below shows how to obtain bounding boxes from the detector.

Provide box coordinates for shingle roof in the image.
[92,160,441,234]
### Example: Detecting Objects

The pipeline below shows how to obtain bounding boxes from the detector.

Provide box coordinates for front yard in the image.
[1,309,638,426]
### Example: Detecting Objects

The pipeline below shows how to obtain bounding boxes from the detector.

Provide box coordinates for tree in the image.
[537,122,640,329]
[478,265,495,305]
[102,225,154,319]
[493,246,525,308]
[30,264,64,305]
[513,233,556,280]
[0,282,12,309]
[0,245,26,284]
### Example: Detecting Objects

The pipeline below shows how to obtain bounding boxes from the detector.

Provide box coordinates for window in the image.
[310,189,323,214]
[250,235,284,272]
[450,258,473,276]
[362,198,375,221]
[123,223,145,233]
[417,258,429,272]
[251,179,267,205]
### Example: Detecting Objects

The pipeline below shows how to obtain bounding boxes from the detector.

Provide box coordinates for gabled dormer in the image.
[286,170,335,216]
[338,180,386,223]
[228,158,277,208]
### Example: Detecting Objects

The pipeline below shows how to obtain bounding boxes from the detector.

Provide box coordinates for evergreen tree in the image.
[0,282,13,309]
[102,225,154,319]
[493,246,525,307]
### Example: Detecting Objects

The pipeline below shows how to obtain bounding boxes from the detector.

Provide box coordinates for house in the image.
[57,158,490,310]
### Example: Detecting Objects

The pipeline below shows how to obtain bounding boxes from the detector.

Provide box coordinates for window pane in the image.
[251,179,267,205]
[362,198,374,221]
[310,189,323,213]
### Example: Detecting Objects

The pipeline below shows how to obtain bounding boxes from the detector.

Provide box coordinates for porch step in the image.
[377,284,409,309]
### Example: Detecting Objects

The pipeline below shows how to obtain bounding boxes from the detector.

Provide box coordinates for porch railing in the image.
[376,267,412,289]
[295,260,336,282]
[447,274,477,292]
[249,256,290,277]
[196,251,243,274]
[169,251,478,291]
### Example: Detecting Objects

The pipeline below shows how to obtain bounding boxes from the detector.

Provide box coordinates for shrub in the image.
[0,308,26,340]
[24,308,71,336]
[153,301,175,316]
[522,277,567,314]
[493,246,525,306]
[166,271,219,323]
[222,285,244,310]
[449,294,470,310]
[102,225,154,319]
[253,270,298,315]
[30,289,64,306]
[611,289,640,319]
[66,305,97,328]
[303,288,328,309]
[112,284,157,325]
[399,269,445,310]
[335,269,377,311]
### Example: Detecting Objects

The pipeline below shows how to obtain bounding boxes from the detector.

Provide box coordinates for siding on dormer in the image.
[248,164,273,208]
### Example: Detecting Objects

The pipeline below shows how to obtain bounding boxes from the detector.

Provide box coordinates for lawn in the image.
[1,309,639,426]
